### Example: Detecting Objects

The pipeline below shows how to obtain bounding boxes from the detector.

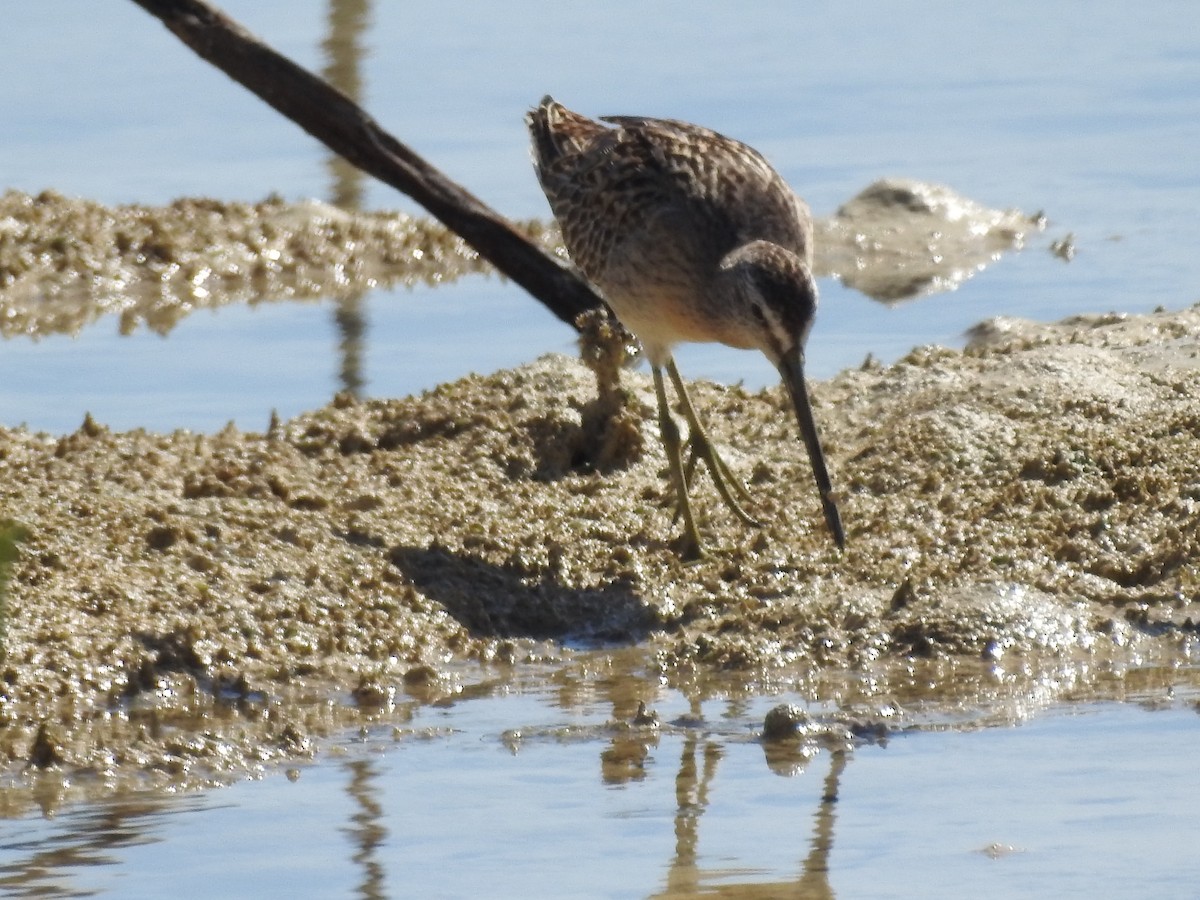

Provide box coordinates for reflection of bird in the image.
[527,96,844,559]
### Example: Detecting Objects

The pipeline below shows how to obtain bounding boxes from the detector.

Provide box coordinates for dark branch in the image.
[129,0,604,329]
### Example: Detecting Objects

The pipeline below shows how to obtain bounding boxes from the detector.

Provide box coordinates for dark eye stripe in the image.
[748,297,790,362]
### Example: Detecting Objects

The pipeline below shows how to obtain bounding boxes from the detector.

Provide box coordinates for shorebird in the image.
[526,96,844,559]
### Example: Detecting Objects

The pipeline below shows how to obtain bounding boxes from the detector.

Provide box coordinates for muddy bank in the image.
[0,181,1038,339]
[0,189,528,339]
[2,301,1199,806]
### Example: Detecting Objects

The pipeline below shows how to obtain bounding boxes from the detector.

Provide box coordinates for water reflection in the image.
[536,653,853,896]
[2,663,1198,897]
[323,6,384,876]
[342,757,389,900]
[596,654,666,785]
[0,793,184,897]
[322,0,373,398]
[654,745,845,899]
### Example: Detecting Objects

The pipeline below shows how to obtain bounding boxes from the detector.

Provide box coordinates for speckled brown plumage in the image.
[527,96,843,557]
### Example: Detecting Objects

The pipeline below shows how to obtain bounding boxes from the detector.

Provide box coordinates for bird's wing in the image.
[599,115,811,260]
[530,104,812,277]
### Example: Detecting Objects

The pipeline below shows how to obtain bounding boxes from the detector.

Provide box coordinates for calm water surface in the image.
[3,4,1199,895]
[2,680,1198,898]
[3,1,1199,432]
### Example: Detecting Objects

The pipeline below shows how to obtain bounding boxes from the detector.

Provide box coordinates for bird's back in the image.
[527,97,813,288]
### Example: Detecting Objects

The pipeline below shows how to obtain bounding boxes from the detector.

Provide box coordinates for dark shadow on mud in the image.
[387,543,659,643]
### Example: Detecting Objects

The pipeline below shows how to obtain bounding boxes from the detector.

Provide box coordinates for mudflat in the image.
[1,185,1196,812]
[3,300,1198,808]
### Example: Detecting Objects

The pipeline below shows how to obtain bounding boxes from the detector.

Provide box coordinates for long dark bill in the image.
[778,352,846,550]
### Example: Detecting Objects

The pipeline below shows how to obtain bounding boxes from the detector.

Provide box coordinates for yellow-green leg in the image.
[652,364,704,561]
[666,359,762,529]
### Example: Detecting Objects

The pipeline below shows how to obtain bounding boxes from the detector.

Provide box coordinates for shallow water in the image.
[4,3,1200,895]
[2,670,1197,899]
[3,1,1199,432]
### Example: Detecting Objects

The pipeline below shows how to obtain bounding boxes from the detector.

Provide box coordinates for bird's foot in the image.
[681,431,763,530]
[671,530,706,564]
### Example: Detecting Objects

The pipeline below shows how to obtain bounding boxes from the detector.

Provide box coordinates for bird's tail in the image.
[526,96,602,166]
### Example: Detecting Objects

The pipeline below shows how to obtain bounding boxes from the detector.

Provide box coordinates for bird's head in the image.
[721,240,845,549]
[720,240,817,365]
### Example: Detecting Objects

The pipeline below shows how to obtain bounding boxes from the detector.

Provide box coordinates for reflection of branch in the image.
[343,758,389,900]
[0,793,175,895]
[322,0,373,398]
[130,0,604,328]
[321,0,370,212]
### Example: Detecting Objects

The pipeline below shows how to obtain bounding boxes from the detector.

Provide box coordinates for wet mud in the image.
[1,184,1197,814]
[0,179,1037,339]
